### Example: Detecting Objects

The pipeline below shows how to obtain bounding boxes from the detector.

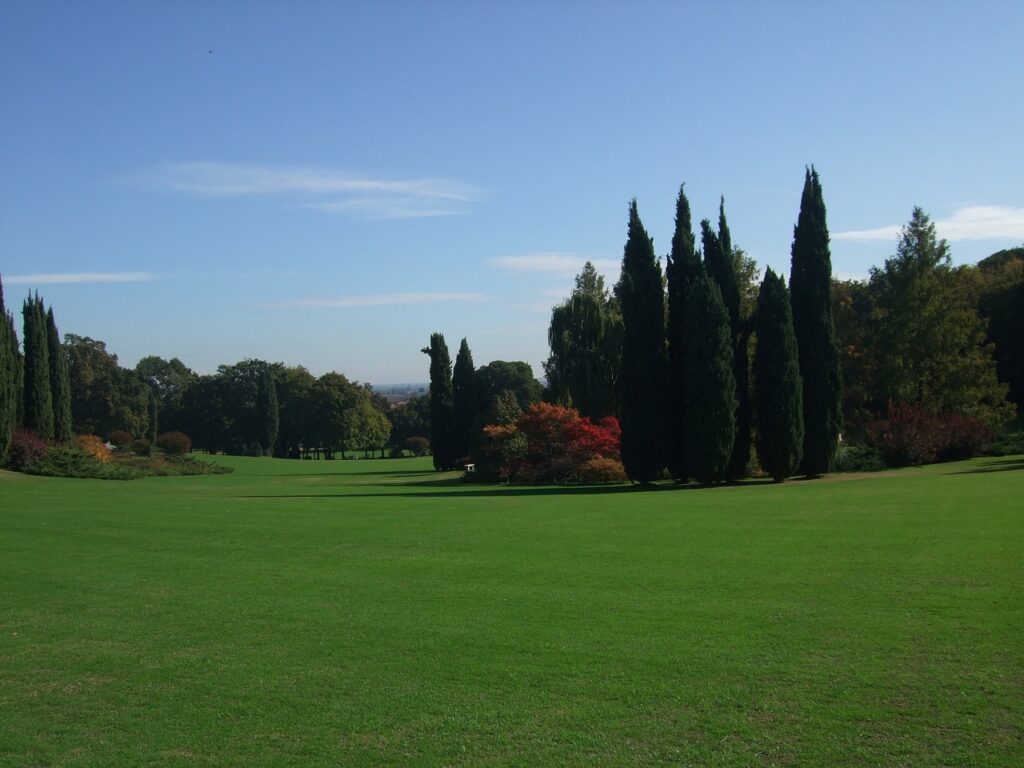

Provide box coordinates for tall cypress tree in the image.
[45,306,73,442]
[789,167,842,476]
[665,184,702,480]
[147,386,159,445]
[451,337,477,460]
[422,333,455,470]
[683,270,736,485]
[753,268,804,482]
[616,200,667,483]
[255,364,279,456]
[22,295,54,439]
[705,203,751,479]
[0,276,19,464]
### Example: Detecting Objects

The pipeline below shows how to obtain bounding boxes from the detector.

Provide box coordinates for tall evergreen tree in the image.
[753,268,804,482]
[789,167,842,476]
[451,337,477,460]
[255,364,279,456]
[664,184,702,480]
[683,271,736,485]
[147,386,159,445]
[22,295,54,439]
[422,333,455,470]
[616,200,667,483]
[0,276,20,464]
[45,306,72,441]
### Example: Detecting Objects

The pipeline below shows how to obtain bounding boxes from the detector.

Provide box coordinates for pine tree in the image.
[255,365,279,456]
[45,306,72,442]
[753,268,804,482]
[0,276,20,464]
[789,167,842,475]
[664,185,702,480]
[422,333,455,470]
[616,200,667,483]
[451,337,477,460]
[22,295,54,439]
[683,271,736,485]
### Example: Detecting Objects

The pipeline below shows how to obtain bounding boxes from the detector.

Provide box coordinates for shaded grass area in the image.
[1,455,1022,766]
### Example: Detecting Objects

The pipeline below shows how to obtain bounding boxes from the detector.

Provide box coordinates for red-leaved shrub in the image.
[108,430,133,449]
[866,402,993,467]
[157,431,191,455]
[8,429,49,470]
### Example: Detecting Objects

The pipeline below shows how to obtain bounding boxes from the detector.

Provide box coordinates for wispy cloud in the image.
[489,252,619,275]
[263,292,486,310]
[133,161,482,219]
[4,272,155,285]
[834,205,1024,242]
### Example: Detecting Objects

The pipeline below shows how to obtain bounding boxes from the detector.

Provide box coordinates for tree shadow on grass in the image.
[948,457,1024,475]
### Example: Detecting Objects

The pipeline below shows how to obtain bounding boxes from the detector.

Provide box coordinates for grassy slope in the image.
[1,456,1021,767]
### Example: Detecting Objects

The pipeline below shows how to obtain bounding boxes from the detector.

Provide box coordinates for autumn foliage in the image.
[474,402,624,483]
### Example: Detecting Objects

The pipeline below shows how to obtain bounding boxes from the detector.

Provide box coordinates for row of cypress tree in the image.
[423,333,479,471]
[617,168,841,484]
[0,280,75,461]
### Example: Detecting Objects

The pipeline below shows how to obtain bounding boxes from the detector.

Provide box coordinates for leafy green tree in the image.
[388,394,430,450]
[974,247,1024,412]
[452,338,478,459]
[183,374,233,453]
[789,167,842,475]
[273,365,318,457]
[135,356,196,434]
[866,208,1011,425]
[475,360,543,413]
[544,262,621,419]
[683,272,736,484]
[45,307,72,441]
[0,276,20,464]
[21,295,53,439]
[615,200,667,483]
[423,333,455,470]
[753,268,804,482]
[255,364,279,456]
[665,184,702,480]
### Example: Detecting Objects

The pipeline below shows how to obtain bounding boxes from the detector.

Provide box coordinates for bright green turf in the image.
[1,455,1022,766]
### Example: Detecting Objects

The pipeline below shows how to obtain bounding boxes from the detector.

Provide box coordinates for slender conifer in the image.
[423,333,455,470]
[22,295,54,439]
[451,338,477,460]
[46,306,72,441]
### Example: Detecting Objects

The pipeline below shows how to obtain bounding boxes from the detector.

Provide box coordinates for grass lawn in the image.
[1,454,1022,766]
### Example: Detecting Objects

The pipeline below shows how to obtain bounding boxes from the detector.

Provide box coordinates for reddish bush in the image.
[108,430,133,449]
[76,435,113,463]
[403,436,430,456]
[866,402,993,467]
[8,430,49,470]
[157,431,192,455]
[577,457,628,483]
[132,438,152,457]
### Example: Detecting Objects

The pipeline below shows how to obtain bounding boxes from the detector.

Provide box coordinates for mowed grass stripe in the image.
[1,456,1021,766]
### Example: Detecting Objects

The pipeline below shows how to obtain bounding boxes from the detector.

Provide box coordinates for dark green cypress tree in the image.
[451,338,477,460]
[45,306,73,442]
[255,365,279,456]
[22,295,54,439]
[683,270,736,485]
[665,184,702,480]
[422,333,455,470]
[753,268,804,482]
[789,167,842,476]
[616,200,667,483]
[0,276,19,464]
[147,386,159,445]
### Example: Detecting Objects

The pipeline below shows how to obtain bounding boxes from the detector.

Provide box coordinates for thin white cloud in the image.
[4,272,155,285]
[489,252,619,275]
[263,292,486,310]
[133,161,482,219]
[834,205,1024,242]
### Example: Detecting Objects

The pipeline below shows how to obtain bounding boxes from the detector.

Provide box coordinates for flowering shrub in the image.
[76,434,113,463]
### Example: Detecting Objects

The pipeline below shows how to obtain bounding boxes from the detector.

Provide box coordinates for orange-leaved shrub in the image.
[76,435,112,463]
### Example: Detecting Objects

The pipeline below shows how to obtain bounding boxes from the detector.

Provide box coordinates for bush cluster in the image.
[865,403,993,467]
[8,429,49,471]
[157,431,191,455]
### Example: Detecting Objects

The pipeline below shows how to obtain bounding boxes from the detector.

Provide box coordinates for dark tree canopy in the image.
[451,338,478,460]
[665,184,702,480]
[46,307,73,442]
[0,276,20,464]
[616,200,667,483]
[475,360,542,413]
[753,268,804,482]
[789,167,842,475]
[255,364,279,456]
[423,333,455,470]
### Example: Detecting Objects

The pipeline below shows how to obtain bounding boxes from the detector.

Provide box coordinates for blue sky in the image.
[2,1,1022,383]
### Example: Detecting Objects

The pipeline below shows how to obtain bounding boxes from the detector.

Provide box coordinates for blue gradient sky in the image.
[2,1,1022,382]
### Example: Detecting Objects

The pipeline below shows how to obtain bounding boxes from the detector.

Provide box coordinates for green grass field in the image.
[2,455,1022,767]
